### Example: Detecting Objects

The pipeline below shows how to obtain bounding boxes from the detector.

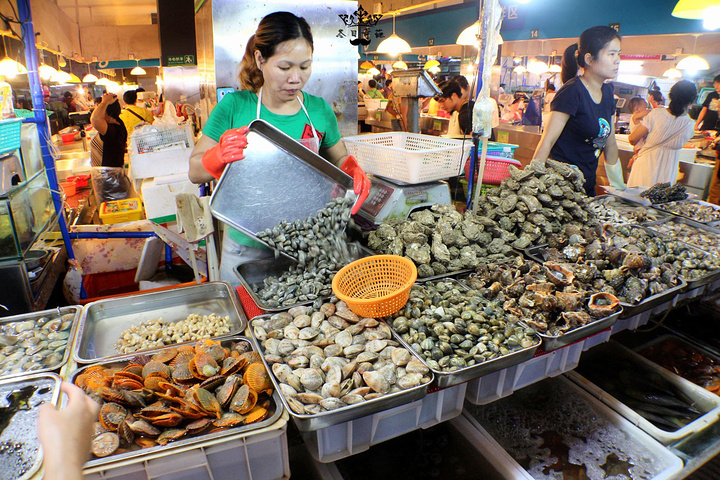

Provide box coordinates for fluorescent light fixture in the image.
[377,15,411,56]
[83,73,98,82]
[663,68,682,78]
[393,60,408,70]
[131,66,146,76]
[676,55,710,70]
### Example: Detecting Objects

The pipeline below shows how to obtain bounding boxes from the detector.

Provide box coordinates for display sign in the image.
[167,55,196,66]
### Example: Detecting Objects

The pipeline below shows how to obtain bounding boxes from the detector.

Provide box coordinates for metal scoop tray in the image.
[210,119,356,258]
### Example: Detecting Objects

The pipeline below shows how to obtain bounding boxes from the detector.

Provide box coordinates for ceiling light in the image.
[676,55,710,70]
[130,58,146,76]
[377,14,411,56]
[367,67,380,76]
[619,60,644,73]
[54,70,72,83]
[663,67,682,78]
[428,66,441,74]
[672,0,720,19]
[96,77,109,86]
[83,73,98,82]
[704,6,720,29]
[424,60,440,70]
[527,59,549,75]
[548,64,562,73]
[513,65,527,74]
[0,57,27,78]
[39,64,58,80]
[68,73,81,83]
[360,60,375,70]
[456,20,503,46]
[393,60,408,70]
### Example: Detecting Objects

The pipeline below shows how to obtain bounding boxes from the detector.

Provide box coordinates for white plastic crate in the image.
[465,337,587,405]
[611,299,674,335]
[305,414,527,480]
[129,124,195,180]
[673,285,707,307]
[82,414,289,480]
[301,383,466,463]
[342,132,473,184]
[462,377,684,480]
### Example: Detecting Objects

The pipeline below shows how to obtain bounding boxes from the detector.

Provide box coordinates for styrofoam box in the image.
[305,414,531,480]
[301,382,466,463]
[462,377,684,480]
[83,414,290,480]
[130,148,193,180]
[465,336,589,405]
[141,174,201,222]
[567,343,720,445]
[610,298,675,334]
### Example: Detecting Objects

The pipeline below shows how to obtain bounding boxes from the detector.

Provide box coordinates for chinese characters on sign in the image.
[167,54,195,66]
[338,6,383,46]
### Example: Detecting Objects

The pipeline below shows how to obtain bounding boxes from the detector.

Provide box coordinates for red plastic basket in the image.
[464,155,522,186]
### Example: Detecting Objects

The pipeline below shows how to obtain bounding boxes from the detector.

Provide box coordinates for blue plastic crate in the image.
[0,117,23,155]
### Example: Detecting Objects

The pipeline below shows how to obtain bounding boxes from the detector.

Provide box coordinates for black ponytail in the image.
[667,80,697,117]
[561,43,579,84]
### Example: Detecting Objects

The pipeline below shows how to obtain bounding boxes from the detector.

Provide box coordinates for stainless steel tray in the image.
[67,335,283,469]
[643,215,720,252]
[234,242,373,314]
[0,306,81,380]
[524,244,686,319]
[538,308,621,351]
[248,314,432,431]
[391,278,541,388]
[0,372,62,480]
[73,282,246,364]
[210,119,356,256]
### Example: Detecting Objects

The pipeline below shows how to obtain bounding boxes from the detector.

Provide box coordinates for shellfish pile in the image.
[465,257,621,336]
[387,280,539,372]
[368,204,516,278]
[640,182,688,204]
[251,301,432,416]
[256,196,354,268]
[75,338,275,459]
[254,264,334,308]
[474,159,598,248]
[647,221,720,254]
[655,200,720,224]
[0,312,74,377]
[114,313,232,354]
[588,197,666,225]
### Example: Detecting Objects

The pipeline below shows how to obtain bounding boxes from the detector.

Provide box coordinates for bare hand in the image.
[100,93,117,106]
[38,382,99,479]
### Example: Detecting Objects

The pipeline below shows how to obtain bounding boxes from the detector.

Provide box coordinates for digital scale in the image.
[357,175,452,223]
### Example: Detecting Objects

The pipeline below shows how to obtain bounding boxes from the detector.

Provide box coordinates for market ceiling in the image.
[56,0,157,28]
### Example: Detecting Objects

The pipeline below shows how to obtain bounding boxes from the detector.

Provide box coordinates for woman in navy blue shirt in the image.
[533,26,625,196]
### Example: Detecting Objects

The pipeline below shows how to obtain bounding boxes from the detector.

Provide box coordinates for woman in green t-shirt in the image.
[189,11,370,285]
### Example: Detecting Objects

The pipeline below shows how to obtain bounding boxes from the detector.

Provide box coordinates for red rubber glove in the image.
[201,126,249,179]
[340,155,371,215]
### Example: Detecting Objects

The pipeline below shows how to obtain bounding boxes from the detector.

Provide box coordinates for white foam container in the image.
[301,382,466,463]
[673,285,708,306]
[305,414,532,480]
[611,299,674,334]
[140,173,201,222]
[82,413,290,480]
[463,376,684,480]
[465,333,596,405]
[568,341,720,445]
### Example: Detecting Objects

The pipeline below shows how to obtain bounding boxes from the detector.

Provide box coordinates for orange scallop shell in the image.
[243,362,273,394]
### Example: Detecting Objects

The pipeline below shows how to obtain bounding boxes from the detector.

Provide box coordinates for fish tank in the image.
[0,172,53,260]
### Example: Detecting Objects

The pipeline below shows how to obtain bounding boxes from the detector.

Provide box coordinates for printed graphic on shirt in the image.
[710,98,719,112]
[588,117,611,158]
[301,123,324,143]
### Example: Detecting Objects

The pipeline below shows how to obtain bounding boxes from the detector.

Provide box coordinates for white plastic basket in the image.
[342,133,473,184]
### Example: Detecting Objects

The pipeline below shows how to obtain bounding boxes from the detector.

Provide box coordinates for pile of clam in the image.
[74,339,275,458]
[474,159,598,248]
[257,196,354,268]
[465,257,621,336]
[368,204,516,278]
[114,313,232,355]
[588,197,667,225]
[0,312,74,377]
[254,263,335,308]
[251,302,432,416]
[655,200,720,224]
[646,221,720,254]
[388,280,539,370]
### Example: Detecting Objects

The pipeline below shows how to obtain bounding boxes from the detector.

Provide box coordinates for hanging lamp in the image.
[677,34,710,71]
[456,20,503,46]
[0,36,27,78]
[663,67,683,78]
[424,59,439,70]
[393,59,408,70]
[67,59,80,83]
[130,57,146,76]
[360,60,375,70]
[527,59,549,75]
[513,65,527,74]
[96,77,109,86]
[377,14,411,56]
[82,63,98,83]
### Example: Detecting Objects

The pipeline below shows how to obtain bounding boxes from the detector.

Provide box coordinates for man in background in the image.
[119,89,154,142]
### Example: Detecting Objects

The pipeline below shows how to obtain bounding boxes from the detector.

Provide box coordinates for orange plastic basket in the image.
[332,255,417,318]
